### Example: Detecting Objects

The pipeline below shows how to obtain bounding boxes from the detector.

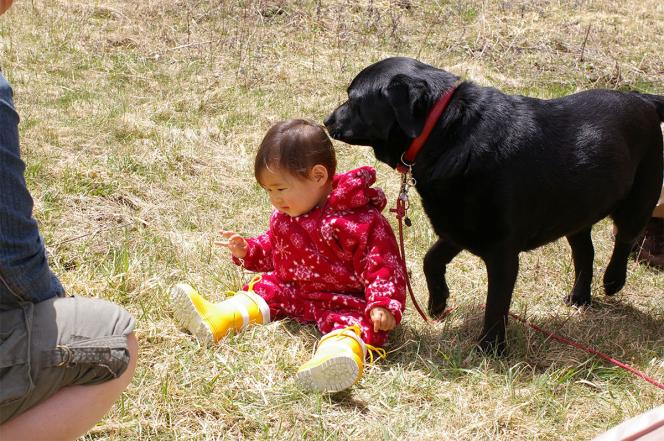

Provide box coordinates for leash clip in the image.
[397,168,416,227]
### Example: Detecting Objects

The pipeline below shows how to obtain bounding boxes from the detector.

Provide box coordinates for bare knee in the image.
[118,332,138,386]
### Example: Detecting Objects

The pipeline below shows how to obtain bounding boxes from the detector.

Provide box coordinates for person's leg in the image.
[633,184,664,269]
[296,308,390,392]
[0,296,137,439]
[0,333,137,441]
[170,275,274,344]
[653,183,664,218]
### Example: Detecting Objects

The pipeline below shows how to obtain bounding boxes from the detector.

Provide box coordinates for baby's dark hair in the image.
[254,119,337,183]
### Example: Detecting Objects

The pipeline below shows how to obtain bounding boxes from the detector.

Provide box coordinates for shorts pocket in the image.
[45,335,132,384]
[0,305,34,406]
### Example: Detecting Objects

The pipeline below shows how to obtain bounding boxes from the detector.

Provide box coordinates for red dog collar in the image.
[397,82,460,173]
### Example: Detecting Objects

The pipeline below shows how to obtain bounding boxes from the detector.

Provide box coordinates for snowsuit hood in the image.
[327,166,387,213]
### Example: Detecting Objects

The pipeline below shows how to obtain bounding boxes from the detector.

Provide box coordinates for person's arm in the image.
[0,0,13,16]
[230,230,274,272]
[349,213,406,327]
[0,74,64,305]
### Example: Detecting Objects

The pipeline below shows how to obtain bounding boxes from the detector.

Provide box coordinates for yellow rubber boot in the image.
[170,278,270,345]
[296,325,370,393]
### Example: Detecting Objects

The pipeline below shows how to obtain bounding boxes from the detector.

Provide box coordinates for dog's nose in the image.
[323,113,335,128]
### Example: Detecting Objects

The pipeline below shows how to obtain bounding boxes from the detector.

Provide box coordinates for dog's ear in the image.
[384,74,427,139]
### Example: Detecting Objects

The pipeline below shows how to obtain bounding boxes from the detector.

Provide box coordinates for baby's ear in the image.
[311,164,329,184]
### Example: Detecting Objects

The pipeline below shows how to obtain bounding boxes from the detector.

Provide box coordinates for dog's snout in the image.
[323,113,335,129]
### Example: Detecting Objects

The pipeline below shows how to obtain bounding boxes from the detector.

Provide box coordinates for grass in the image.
[1,0,663,439]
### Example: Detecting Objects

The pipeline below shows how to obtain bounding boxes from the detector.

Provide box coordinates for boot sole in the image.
[170,284,215,346]
[296,354,360,393]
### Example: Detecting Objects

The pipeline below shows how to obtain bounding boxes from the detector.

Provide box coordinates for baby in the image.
[171,119,406,392]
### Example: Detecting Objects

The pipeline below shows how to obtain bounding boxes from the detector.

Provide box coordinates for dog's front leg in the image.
[423,238,461,318]
[565,227,594,306]
[479,251,519,354]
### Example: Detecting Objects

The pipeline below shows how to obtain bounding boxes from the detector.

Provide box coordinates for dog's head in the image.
[324,57,459,168]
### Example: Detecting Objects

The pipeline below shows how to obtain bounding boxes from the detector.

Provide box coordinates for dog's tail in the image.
[637,93,664,122]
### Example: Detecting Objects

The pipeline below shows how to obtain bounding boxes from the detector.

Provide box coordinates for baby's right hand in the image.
[215,230,248,259]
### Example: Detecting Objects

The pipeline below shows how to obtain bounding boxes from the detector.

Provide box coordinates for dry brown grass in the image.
[1,1,662,439]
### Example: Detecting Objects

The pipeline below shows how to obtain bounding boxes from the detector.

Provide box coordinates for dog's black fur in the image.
[325,57,664,352]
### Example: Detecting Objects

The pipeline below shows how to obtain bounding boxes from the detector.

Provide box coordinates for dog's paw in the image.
[564,291,591,308]
[603,262,627,296]
[427,297,448,318]
[476,337,507,357]
[603,270,626,296]
[603,279,625,296]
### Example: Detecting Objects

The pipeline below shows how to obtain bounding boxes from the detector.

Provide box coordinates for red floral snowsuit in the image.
[233,166,406,346]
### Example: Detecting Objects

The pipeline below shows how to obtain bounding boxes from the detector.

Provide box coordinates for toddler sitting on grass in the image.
[171,119,406,392]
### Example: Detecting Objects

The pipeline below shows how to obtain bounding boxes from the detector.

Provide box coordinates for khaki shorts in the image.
[0,296,135,424]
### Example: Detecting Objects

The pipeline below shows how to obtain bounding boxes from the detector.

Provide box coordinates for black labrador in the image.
[324,57,664,352]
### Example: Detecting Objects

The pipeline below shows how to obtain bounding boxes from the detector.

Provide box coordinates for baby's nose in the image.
[270,194,282,204]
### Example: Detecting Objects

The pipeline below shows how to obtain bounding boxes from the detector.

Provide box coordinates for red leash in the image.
[507,310,664,391]
[391,83,461,321]
[390,171,429,322]
[441,305,664,391]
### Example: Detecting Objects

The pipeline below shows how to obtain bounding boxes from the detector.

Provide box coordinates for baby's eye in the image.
[277,188,286,192]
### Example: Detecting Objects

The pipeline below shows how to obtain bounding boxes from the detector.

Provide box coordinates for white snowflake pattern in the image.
[258,234,271,247]
[356,229,369,245]
[389,299,402,311]
[290,233,304,248]
[301,218,316,232]
[351,193,365,206]
[345,221,359,233]
[272,236,291,260]
[358,212,373,223]
[373,225,388,241]
[292,260,320,280]
[331,264,346,275]
[369,279,396,297]
[321,229,334,242]
[277,221,290,234]
[385,253,403,269]
[323,273,339,284]
[366,250,383,267]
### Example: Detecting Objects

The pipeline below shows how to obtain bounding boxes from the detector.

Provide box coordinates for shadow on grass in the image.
[257,289,662,392]
[381,294,663,388]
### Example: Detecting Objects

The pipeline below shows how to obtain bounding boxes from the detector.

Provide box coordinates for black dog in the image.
[325,57,664,352]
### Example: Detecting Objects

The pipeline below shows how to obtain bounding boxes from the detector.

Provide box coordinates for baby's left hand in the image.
[370,307,396,332]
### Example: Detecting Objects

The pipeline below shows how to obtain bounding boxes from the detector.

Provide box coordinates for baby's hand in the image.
[215,230,248,259]
[370,307,396,332]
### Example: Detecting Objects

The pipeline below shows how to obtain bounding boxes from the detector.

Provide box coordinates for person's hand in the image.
[215,230,248,259]
[0,0,14,15]
[370,307,396,332]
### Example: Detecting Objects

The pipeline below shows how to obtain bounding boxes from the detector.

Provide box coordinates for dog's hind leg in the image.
[605,148,663,295]
[564,227,594,307]
[424,238,461,318]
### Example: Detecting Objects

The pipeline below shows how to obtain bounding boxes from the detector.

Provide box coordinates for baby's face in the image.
[259,167,329,217]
